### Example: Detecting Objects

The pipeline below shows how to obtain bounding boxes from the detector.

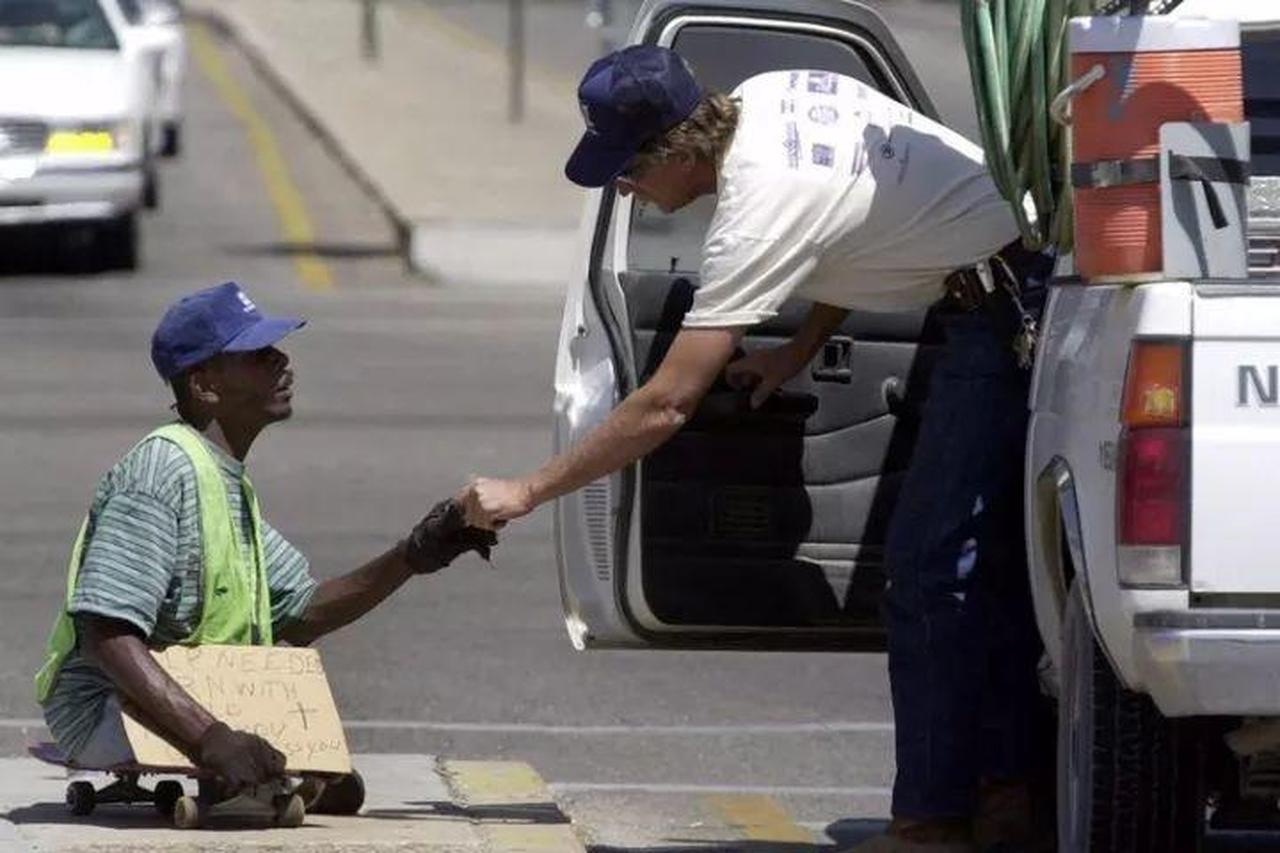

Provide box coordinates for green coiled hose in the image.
[960,0,1185,253]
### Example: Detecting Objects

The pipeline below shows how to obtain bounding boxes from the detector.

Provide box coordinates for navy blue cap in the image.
[565,45,703,188]
[150,282,305,380]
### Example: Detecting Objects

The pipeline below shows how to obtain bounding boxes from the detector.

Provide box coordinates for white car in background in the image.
[116,0,183,157]
[0,0,163,269]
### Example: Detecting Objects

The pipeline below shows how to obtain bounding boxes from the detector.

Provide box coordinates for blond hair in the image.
[630,92,740,173]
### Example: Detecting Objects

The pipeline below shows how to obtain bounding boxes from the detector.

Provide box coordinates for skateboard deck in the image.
[28,741,363,827]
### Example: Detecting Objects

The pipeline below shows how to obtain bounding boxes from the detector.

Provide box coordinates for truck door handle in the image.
[812,337,853,383]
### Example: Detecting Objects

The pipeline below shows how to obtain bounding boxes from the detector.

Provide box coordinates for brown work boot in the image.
[973,778,1041,850]
[839,817,977,852]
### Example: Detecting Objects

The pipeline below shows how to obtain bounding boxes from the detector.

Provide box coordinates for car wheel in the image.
[96,213,139,272]
[143,164,160,211]
[161,122,181,158]
[1059,580,1205,852]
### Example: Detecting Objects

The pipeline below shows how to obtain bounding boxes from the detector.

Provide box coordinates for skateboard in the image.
[28,742,364,829]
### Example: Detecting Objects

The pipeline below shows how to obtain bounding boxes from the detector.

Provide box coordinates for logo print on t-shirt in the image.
[780,99,796,115]
[808,105,839,125]
[788,71,801,92]
[807,71,838,95]
[811,143,835,168]
[784,122,801,169]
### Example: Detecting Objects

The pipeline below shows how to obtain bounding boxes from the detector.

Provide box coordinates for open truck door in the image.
[554,0,953,651]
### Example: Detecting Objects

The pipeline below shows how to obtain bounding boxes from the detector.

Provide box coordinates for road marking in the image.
[343,720,893,735]
[443,760,586,852]
[550,782,893,797]
[0,717,894,734]
[706,793,814,843]
[188,21,334,292]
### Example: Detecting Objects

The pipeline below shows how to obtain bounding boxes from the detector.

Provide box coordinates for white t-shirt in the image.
[682,70,1018,327]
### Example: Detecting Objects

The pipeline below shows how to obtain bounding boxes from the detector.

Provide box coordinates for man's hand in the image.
[725,342,810,409]
[197,721,286,791]
[460,477,535,532]
[403,497,498,573]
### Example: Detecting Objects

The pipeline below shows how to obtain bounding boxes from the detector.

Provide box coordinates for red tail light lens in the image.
[1117,340,1190,588]
[1118,427,1188,546]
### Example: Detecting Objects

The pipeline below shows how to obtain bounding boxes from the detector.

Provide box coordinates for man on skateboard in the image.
[34,281,493,790]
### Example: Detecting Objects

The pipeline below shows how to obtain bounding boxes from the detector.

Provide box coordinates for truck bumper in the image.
[0,166,143,226]
[1134,612,1280,716]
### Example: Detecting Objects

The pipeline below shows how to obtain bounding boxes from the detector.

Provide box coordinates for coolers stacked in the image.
[1067,15,1251,282]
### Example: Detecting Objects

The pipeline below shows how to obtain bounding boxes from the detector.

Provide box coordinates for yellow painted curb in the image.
[189,20,334,292]
[706,793,814,843]
[442,760,585,852]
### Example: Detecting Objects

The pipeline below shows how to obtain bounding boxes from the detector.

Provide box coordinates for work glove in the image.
[402,498,497,574]
[196,720,287,791]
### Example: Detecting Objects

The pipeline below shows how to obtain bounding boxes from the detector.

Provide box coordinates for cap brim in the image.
[564,132,639,188]
[223,316,306,353]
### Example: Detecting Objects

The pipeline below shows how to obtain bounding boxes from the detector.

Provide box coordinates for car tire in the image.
[96,213,139,272]
[161,122,181,158]
[143,164,160,211]
[1058,580,1205,852]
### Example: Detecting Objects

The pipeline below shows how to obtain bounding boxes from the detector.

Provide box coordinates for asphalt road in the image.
[0,20,897,851]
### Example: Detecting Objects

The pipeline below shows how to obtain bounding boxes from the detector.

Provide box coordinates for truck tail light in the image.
[1117,341,1189,588]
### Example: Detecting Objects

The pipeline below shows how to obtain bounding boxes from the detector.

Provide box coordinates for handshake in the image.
[401,496,499,574]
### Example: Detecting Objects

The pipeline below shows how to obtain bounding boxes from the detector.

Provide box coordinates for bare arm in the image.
[278,547,413,646]
[466,327,746,526]
[526,327,745,505]
[78,614,215,757]
[791,302,851,360]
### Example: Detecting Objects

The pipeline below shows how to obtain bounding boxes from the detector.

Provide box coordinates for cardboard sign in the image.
[121,644,352,775]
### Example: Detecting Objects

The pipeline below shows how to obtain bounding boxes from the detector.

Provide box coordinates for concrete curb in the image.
[185,8,414,270]
[185,4,581,288]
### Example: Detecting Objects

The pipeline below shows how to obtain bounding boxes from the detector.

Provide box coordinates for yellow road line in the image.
[442,760,586,852]
[188,21,333,292]
[706,793,815,843]
[445,760,553,805]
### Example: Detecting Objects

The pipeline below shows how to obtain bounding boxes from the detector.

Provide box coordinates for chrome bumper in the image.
[1134,611,1280,716]
[0,166,143,225]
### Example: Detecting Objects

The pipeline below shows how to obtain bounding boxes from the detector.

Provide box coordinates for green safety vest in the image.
[34,423,273,704]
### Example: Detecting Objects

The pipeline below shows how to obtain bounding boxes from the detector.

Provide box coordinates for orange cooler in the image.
[1069,16,1242,281]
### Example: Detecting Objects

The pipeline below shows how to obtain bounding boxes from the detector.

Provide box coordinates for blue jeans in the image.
[883,282,1046,820]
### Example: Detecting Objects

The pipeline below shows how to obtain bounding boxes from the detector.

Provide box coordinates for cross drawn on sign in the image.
[287,702,320,732]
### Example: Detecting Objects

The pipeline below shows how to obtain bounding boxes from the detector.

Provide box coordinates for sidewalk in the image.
[0,754,585,852]
[186,0,590,286]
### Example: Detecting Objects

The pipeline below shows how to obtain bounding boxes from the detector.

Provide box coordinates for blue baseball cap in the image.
[150,282,305,380]
[564,45,704,188]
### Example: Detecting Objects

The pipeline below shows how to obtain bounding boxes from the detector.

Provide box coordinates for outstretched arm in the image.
[463,327,745,529]
[279,499,495,646]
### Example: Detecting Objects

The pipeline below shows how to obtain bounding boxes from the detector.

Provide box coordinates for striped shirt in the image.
[42,427,317,760]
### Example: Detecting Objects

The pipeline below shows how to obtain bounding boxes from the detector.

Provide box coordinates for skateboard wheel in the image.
[153,780,183,817]
[294,776,326,811]
[314,770,365,815]
[173,795,201,829]
[66,781,95,816]
[275,792,305,827]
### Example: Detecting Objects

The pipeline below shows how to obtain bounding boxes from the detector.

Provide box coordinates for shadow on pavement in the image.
[222,240,400,260]
[585,818,888,853]
[362,799,570,825]
[0,227,117,278]
[3,801,312,832]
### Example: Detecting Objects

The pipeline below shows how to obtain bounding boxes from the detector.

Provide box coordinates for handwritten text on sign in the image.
[121,644,352,774]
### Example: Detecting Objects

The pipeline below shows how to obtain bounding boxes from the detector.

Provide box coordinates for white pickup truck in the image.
[551,0,1280,847]
[1029,3,1280,847]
